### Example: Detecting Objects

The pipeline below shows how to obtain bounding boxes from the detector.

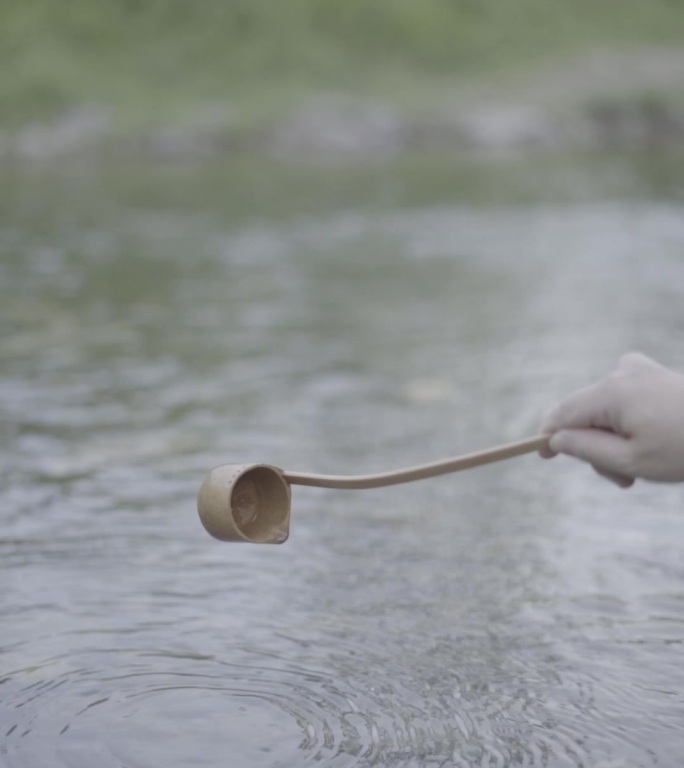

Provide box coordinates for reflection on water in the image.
[1,153,684,767]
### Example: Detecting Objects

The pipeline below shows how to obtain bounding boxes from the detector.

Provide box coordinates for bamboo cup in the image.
[197,435,549,544]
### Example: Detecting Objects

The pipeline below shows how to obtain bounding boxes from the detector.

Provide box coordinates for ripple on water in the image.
[1,655,317,768]
[0,636,617,768]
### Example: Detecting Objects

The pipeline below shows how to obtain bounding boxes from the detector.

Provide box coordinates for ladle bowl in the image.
[197,464,291,543]
[197,435,549,544]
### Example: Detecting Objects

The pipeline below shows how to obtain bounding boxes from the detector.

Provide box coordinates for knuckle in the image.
[618,351,647,368]
[618,351,659,378]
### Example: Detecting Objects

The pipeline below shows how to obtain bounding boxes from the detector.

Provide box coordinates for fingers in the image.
[540,382,619,435]
[538,352,672,485]
[538,382,619,460]
[540,352,659,439]
[591,465,635,488]
[538,439,557,459]
[549,428,635,481]
[539,426,636,486]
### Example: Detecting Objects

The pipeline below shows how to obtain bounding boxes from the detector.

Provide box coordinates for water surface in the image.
[1,152,684,766]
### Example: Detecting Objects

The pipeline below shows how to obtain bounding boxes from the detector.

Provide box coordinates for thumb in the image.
[549,428,635,479]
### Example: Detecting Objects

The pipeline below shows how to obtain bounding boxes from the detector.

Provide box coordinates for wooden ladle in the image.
[197,435,548,544]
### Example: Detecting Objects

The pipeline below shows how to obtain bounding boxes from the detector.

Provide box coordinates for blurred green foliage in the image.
[2,0,684,126]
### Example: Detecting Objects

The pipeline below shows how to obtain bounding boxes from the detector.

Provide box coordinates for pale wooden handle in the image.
[282,435,549,490]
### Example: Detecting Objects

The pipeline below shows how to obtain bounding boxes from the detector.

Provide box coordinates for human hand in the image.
[539,352,684,487]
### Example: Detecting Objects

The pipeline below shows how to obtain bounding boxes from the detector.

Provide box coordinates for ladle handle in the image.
[282,435,549,490]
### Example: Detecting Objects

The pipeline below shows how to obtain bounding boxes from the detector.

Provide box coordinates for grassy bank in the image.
[3,0,684,130]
